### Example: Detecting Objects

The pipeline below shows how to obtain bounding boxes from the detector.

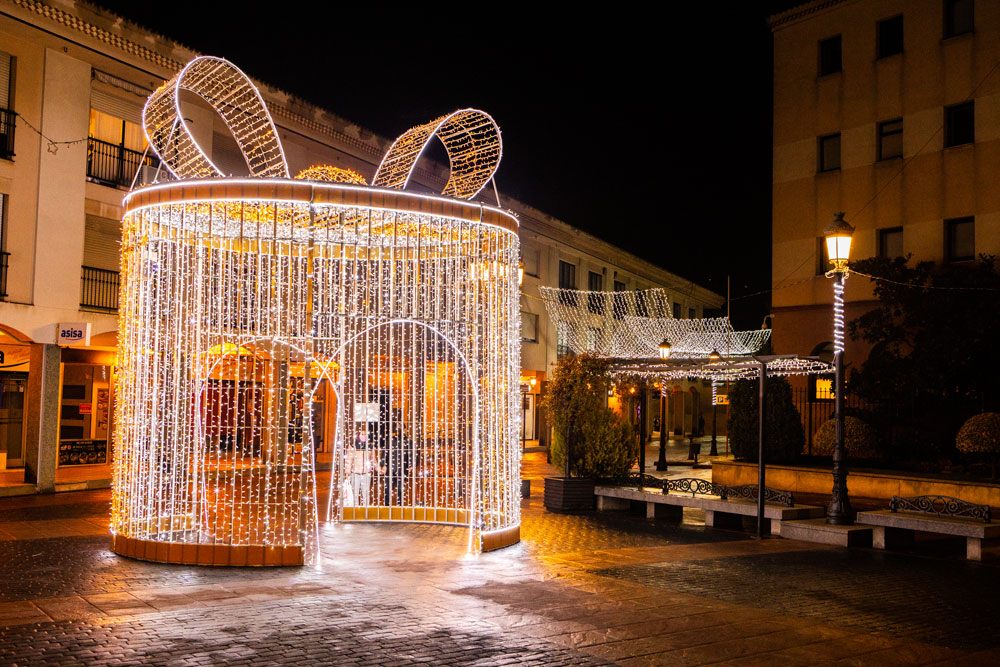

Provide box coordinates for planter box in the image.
[544,477,595,513]
[713,460,1000,507]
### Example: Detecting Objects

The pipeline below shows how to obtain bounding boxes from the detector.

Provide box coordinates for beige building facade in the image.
[770,0,1000,371]
[0,0,721,488]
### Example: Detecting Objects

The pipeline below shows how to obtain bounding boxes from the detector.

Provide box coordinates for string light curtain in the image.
[111,57,521,567]
[539,287,771,359]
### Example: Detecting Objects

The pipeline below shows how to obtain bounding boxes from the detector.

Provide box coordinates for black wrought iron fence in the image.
[0,109,14,159]
[86,137,158,188]
[81,266,119,311]
[792,386,880,455]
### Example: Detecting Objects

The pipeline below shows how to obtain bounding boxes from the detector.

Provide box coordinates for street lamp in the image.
[658,339,672,359]
[824,211,854,525]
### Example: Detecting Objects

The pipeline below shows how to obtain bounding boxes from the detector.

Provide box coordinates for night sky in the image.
[94,2,800,330]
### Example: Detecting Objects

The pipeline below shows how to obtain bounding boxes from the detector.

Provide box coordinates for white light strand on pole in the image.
[832,273,846,355]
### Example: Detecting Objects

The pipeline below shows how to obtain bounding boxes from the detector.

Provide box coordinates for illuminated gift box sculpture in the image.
[111,57,521,566]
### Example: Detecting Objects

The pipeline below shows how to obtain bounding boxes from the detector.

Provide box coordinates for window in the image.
[816,237,833,275]
[635,290,649,317]
[946,217,975,262]
[0,50,13,160]
[818,133,841,172]
[688,308,696,319]
[520,311,538,343]
[612,280,626,319]
[945,102,974,147]
[0,194,6,299]
[877,227,903,258]
[877,119,903,160]
[944,0,973,38]
[587,271,603,313]
[558,260,576,289]
[556,323,572,358]
[877,15,903,58]
[557,260,576,306]
[672,302,681,319]
[521,245,539,277]
[819,35,842,76]
[87,108,158,188]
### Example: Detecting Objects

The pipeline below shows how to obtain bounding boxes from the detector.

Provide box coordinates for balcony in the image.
[0,251,8,299]
[81,266,119,312]
[0,108,14,160]
[86,137,158,189]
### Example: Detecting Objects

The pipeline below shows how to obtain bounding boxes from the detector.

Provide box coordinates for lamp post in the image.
[708,350,721,457]
[824,212,854,525]
[655,341,671,471]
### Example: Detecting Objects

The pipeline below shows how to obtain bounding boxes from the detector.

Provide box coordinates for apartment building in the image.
[770,0,1000,382]
[0,0,722,489]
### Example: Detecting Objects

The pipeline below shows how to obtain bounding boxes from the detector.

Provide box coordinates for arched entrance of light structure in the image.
[326,319,480,553]
[192,336,335,566]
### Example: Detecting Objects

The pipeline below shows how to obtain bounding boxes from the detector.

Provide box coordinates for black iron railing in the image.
[81,266,119,311]
[0,108,14,159]
[86,137,158,188]
[0,251,8,299]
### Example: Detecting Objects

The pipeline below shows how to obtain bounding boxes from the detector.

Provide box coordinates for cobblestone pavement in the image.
[0,454,998,665]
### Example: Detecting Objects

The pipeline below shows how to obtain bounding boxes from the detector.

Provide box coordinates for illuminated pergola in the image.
[111,57,520,566]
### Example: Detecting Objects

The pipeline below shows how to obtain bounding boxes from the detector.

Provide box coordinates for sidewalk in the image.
[2,460,999,664]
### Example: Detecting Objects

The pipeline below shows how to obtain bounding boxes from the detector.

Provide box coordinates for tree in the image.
[727,375,804,464]
[847,255,1000,460]
[540,354,636,478]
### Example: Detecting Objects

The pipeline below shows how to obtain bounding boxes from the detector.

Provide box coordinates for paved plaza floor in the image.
[0,454,998,666]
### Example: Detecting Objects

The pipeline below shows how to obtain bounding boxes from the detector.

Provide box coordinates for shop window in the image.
[878,227,903,258]
[946,217,975,262]
[819,35,842,76]
[877,119,903,160]
[809,342,835,401]
[944,0,973,38]
[877,15,903,58]
[818,133,841,172]
[945,102,974,147]
[58,364,112,466]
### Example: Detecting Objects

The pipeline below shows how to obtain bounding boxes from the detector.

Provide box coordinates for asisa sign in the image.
[57,322,92,346]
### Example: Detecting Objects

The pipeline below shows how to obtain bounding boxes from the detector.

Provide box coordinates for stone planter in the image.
[544,477,595,513]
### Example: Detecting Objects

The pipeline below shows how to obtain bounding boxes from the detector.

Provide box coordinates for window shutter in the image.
[0,51,11,109]
[84,216,121,272]
[90,90,141,125]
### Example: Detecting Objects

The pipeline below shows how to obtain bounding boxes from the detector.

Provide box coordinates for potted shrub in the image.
[812,416,880,460]
[541,354,635,512]
[727,376,804,464]
[956,413,1000,480]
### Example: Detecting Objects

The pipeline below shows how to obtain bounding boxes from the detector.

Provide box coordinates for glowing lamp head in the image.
[529,377,536,387]
[709,349,722,361]
[823,212,855,270]
[658,339,672,359]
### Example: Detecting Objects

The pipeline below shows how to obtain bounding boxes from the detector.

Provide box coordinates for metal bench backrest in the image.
[889,495,992,523]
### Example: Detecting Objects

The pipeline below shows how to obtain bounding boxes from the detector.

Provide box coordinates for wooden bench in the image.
[594,477,824,535]
[856,495,1000,561]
